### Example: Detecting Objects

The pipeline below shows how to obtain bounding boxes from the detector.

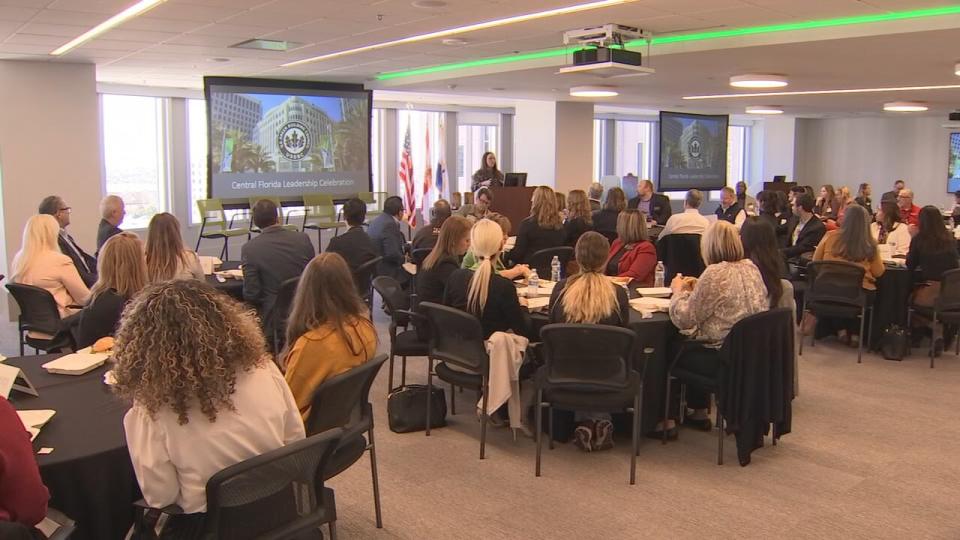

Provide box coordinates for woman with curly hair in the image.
[114,280,304,524]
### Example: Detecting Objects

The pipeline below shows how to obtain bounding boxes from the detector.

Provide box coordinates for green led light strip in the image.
[376,5,960,81]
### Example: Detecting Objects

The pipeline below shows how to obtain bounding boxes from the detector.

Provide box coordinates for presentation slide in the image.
[949,133,960,193]
[204,76,372,199]
[658,111,729,191]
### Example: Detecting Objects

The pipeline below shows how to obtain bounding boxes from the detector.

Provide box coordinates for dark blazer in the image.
[411,223,441,252]
[627,193,672,225]
[75,289,127,349]
[906,242,959,283]
[716,201,744,224]
[96,219,122,257]
[510,217,564,265]
[548,278,629,327]
[443,268,531,339]
[57,232,97,288]
[758,212,788,248]
[327,226,378,271]
[367,213,408,282]
[562,217,592,247]
[241,225,314,331]
[782,215,826,260]
[880,190,899,205]
[854,196,873,216]
[416,257,460,305]
[592,208,620,239]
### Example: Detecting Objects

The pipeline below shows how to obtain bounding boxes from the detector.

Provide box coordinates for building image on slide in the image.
[255,97,335,173]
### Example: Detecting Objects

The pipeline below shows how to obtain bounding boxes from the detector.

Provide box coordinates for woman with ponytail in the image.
[443,219,531,339]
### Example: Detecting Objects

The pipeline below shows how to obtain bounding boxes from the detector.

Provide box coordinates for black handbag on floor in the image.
[387,385,447,433]
[880,325,910,361]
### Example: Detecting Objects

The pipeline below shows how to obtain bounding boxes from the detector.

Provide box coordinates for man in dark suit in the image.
[327,198,378,270]
[96,195,125,257]
[367,195,410,287]
[241,199,314,335]
[38,195,97,287]
[880,179,905,205]
[411,199,451,252]
[782,193,826,263]
[627,179,672,225]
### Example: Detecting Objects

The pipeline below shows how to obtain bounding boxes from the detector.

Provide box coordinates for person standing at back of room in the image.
[471,151,505,192]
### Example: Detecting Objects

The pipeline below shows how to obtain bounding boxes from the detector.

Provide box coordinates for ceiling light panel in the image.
[883,101,928,112]
[745,105,783,114]
[570,85,618,97]
[684,84,960,100]
[730,74,788,88]
[50,0,168,56]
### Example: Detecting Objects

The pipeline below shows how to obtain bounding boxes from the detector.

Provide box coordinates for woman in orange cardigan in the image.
[281,253,378,420]
[605,209,658,285]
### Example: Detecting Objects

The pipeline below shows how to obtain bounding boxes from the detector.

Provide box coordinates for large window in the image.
[371,108,383,193]
[101,95,168,228]
[188,99,207,223]
[612,120,653,180]
[727,125,748,185]
[457,124,498,193]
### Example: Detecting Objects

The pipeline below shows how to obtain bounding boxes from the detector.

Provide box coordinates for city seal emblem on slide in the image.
[277,121,310,161]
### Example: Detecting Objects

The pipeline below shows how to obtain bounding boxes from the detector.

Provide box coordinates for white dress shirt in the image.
[659,208,711,238]
[124,362,305,513]
[869,222,912,257]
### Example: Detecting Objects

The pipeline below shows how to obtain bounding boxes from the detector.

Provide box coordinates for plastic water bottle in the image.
[654,261,665,288]
[528,269,539,297]
[550,256,561,282]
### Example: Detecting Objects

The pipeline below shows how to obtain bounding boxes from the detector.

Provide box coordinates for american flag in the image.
[421,122,433,223]
[399,123,416,227]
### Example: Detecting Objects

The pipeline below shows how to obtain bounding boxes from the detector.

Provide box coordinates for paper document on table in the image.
[42,353,109,375]
[18,410,55,433]
[199,256,221,275]
[526,297,550,311]
[0,363,18,398]
[630,297,670,312]
[636,287,672,298]
[216,269,244,279]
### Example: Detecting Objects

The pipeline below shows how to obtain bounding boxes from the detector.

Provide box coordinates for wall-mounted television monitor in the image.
[949,132,960,193]
[204,76,372,200]
[658,111,729,191]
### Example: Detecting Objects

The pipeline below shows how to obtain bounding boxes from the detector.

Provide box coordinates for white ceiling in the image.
[1,0,960,115]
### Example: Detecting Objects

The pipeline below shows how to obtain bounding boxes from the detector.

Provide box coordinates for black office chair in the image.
[134,429,343,540]
[535,324,646,485]
[527,246,575,280]
[306,355,388,529]
[352,256,383,317]
[5,283,74,355]
[657,234,705,282]
[411,248,432,267]
[907,268,960,368]
[800,260,871,363]
[419,302,492,459]
[372,277,428,392]
[0,508,74,540]
[269,277,300,354]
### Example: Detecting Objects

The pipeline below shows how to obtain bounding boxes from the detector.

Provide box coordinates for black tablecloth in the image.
[7,355,138,540]
[206,260,244,300]
[869,266,912,349]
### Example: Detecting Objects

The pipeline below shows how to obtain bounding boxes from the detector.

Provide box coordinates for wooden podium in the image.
[489,186,535,235]
[762,181,797,195]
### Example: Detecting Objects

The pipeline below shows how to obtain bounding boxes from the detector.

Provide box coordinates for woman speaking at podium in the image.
[471,151,505,191]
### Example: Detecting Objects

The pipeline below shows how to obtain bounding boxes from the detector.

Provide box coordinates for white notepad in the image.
[630,297,671,312]
[18,409,56,440]
[636,287,672,298]
[42,353,109,375]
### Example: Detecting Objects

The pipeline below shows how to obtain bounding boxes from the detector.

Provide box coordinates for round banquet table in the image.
[206,260,244,301]
[7,355,139,540]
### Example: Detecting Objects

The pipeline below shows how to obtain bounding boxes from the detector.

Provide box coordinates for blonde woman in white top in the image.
[10,214,90,318]
[869,200,911,257]
[145,212,204,282]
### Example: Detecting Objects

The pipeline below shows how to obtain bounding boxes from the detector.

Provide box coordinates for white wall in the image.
[553,101,594,195]
[757,116,797,191]
[513,99,557,187]
[795,115,952,208]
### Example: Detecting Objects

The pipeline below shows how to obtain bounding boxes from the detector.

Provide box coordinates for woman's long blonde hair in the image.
[423,216,471,271]
[11,214,61,283]
[566,189,593,225]
[559,232,618,324]
[145,213,190,282]
[91,232,147,301]
[466,219,504,315]
[701,221,745,265]
[531,186,562,230]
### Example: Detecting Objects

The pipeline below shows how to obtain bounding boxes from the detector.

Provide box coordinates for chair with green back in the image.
[302,194,346,252]
[247,196,300,234]
[196,198,251,260]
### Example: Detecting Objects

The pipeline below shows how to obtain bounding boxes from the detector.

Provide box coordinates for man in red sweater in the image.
[0,397,49,528]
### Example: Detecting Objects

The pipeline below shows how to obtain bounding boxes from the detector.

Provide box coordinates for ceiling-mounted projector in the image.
[558,24,655,78]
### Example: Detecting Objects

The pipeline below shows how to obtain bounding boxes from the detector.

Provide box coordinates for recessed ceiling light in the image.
[745,105,783,115]
[684,83,960,100]
[730,74,788,88]
[231,38,299,51]
[442,37,469,46]
[50,0,167,55]
[412,0,447,7]
[570,85,618,97]
[883,101,928,112]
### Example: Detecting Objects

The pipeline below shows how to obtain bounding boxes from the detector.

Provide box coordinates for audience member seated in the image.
[75,232,147,349]
[368,195,410,286]
[815,184,841,223]
[606,209,657,286]
[146,213,204,282]
[96,194,125,257]
[510,185,564,265]
[563,189,593,246]
[0,396,49,530]
[459,187,493,222]
[38,195,97,287]
[736,181,757,216]
[740,218,788,306]
[547,231,630,451]
[881,179,905,204]
[783,193,826,263]
[592,187,626,240]
[628,179,672,226]
[757,190,788,247]
[668,221,768,429]
[855,182,873,215]
[555,191,567,221]
[897,188,921,228]
[11,214,90,319]
[327,197,378,270]
[417,216,472,305]
[588,182,604,212]
[907,206,960,353]
[951,190,960,226]
[775,190,793,221]
[444,219,531,339]
[462,214,530,281]
[835,186,855,225]
[715,186,746,228]
[659,189,709,239]
[281,253,378,420]
[114,280,304,527]
[412,199,452,251]
[813,205,884,344]
[241,199,315,336]
[870,200,911,257]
